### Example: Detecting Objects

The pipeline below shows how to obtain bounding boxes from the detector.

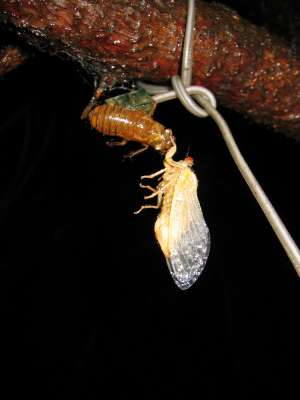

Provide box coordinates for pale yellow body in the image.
[135,142,210,290]
[154,164,198,258]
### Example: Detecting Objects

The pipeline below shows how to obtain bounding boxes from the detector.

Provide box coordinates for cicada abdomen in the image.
[88,104,174,155]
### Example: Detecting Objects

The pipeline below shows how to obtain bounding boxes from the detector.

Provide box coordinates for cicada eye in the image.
[184,156,194,166]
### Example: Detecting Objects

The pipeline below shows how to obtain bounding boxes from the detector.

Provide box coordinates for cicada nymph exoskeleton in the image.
[86,89,175,157]
[135,140,210,290]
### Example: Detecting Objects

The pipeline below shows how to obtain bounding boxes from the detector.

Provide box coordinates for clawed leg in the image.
[106,139,128,147]
[139,183,156,192]
[81,83,104,120]
[123,144,149,159]
[139,182,161,199]
[140,168,166,180]
[81,101,97,120]
[144,190,160,199]
[134,204,160,215]
[148,102,157,117]
[134,192,162,214]
[144,181,171,199]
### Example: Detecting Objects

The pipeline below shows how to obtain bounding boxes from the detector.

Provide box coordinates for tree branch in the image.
[1,1,300,139]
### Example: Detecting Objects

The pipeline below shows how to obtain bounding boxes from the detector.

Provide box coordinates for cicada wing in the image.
[166,169,210,290]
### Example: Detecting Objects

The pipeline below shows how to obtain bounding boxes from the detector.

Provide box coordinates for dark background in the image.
[1,1,300,398]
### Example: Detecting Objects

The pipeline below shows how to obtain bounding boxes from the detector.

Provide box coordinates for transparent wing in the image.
[167,168,210,290]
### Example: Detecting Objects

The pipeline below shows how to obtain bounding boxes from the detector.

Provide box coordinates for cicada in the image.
[135,141,210,290]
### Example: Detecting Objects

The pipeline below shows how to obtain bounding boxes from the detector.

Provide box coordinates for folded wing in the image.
[166,168,210,290]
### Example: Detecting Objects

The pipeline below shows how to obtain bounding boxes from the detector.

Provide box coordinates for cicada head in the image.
[151,128,174,155]
[184,156,194,167]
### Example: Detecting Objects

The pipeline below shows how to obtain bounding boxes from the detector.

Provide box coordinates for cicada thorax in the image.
[88,104,173,154]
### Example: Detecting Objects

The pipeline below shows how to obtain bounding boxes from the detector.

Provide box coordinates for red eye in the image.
[185,156,194,165]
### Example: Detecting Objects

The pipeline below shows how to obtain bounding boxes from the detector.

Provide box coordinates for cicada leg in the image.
[123,144,149,159]
[134,204,160,214]
[144,180,171,199]
[134,192,163,215]
[139,183,157,193]
[81,79,105,119]
[147,101,157,117]
[106,139,128,147]
[140,168,166,180]
[144,190,161,199]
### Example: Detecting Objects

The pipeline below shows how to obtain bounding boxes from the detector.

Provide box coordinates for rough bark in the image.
[1,0,300,139]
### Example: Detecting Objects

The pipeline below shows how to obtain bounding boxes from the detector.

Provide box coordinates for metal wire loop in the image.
[152,82,217,117]
[171,76,216,117]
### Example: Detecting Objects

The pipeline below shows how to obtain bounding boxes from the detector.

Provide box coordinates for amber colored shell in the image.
[89,104,173,154]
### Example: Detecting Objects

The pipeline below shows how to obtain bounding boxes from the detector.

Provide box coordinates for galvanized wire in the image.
[181,0,196,87]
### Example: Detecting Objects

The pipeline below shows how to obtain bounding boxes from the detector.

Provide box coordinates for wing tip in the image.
[166,257,207,290]
[173,276,199,290]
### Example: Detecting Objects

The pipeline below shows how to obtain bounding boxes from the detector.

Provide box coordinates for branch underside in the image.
[1,0,300,139]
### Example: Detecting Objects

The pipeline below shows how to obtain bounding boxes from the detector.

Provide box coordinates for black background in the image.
[1,2,300,398]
